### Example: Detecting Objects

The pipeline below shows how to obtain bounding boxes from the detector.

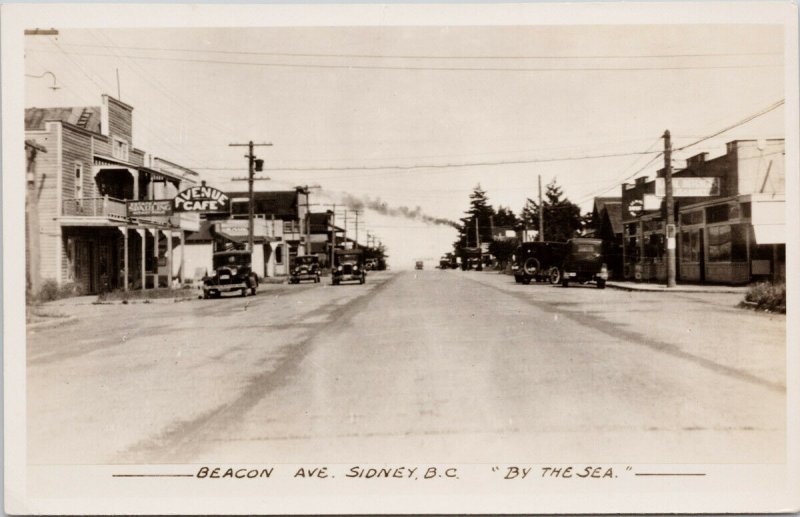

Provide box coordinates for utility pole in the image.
[295,185,320,255]
[354,210,361,249]
[475,217,483,271]
[330,205,336,269]
[663,130,676,288]
[538,174,544,242]
[229,141,271,252]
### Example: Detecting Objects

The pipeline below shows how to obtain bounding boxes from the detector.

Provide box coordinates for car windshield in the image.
[213,253,250,268]
[337,253,360,263]
[574,243,599,253]
[295,256,317,265]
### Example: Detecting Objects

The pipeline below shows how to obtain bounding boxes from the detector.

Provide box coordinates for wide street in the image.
[27,269,785,466]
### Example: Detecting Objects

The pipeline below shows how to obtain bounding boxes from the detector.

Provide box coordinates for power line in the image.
[37,42,783,61]
[189,149,663,173]
[27,48,783,73]
[676,98,785,151]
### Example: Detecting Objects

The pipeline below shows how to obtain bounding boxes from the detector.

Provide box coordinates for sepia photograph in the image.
[3,2,799,514]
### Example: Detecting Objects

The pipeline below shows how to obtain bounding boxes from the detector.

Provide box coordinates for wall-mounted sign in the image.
[627,199,643,215]
[127,200,173,218]
[174,184,230,213]
[655,177,720,197]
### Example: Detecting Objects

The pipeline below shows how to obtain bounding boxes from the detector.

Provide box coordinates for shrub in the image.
[744,281,786,313]
[31,280,83,303]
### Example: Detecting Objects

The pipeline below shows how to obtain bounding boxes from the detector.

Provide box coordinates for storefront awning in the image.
[752,224,785,245]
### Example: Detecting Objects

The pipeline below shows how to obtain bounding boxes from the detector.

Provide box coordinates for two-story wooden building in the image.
[25,94,200,295]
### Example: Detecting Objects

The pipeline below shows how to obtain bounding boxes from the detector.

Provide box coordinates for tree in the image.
[455,184,496,250]
[518,179,582,242]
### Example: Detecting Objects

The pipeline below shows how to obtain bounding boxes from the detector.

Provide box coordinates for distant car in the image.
[415,261,424,270]
[203,250,259,299]
[558,238,608,289]
[289,255,320,284]
[512,241,567,285]
[332,249,366,285]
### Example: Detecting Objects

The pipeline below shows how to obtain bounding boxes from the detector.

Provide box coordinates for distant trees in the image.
[519,179,582,242]
[451,179,583,267]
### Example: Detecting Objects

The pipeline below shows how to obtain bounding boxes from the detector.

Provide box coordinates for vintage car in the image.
[289,255,320,284]
[512,241,568,284]
[460,247,483,271]
[203,250,259,299]
[332,249,366,285]
[415,261,424,270]
[558,238,608,289]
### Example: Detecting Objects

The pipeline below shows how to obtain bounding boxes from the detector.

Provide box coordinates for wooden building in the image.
[25,94,200,295]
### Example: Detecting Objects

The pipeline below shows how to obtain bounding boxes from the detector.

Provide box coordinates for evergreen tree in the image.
[518,179,582,242]
[456,184,496,248]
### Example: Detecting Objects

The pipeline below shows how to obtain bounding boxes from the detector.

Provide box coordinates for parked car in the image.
[415,261,424,270]
[558,238,608,289]
[332,249,366,285]
[203,250,259,298]
[289,255,320,284]
[512,241,567,284]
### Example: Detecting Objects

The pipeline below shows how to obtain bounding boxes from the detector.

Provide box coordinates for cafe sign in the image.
[173,184,230,213]
[126,200,173,218]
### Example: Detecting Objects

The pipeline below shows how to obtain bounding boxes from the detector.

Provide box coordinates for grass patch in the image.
[742,281,786,314]
[97,287,195,302]
[28,279,84,303]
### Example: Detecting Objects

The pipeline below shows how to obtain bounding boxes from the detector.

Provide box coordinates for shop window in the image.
[740,202,751,218]
[625,223,638,236]
[728,204,740,220]
[275,245,283,265]
[706,204,730,224]
[680,230,701,262]
[680,210,703,226]
[645,234,664,261]
[730,224,748,262]
[707,225,730,262]
[624,237,639,261]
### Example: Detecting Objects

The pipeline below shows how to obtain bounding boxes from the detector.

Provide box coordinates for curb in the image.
[27,315,78,331]
[606,283,746,294]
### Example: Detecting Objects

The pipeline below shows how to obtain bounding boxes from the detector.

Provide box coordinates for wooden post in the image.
[167,229,173,289]
[180,230,186,285]
[123,227,129,292]
[140,229,147,291]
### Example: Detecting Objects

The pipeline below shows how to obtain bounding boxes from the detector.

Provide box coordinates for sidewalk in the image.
[606,280,747,294]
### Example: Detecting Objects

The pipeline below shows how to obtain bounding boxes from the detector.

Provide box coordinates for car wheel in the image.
[514,276,522,284]
[549,267,561,285]
[203,292,209,300]
[523,257,540,276]
[561,276,569,288]
[597,279,606,289]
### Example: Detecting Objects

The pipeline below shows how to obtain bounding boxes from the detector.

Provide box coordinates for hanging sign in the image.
[173,184,230,213]
[126,200,173,218]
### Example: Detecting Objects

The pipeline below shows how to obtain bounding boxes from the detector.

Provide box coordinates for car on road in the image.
[512,241,568,284]
[203,250,259,299]
[332,249,366,285]
[558,238,608,289]
[289,255,320,284]
[415,261,424,270]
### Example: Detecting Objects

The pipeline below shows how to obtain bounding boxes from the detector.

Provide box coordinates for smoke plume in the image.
[339,193,460,228]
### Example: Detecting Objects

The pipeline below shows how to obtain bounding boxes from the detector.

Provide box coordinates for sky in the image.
[24,24,785,268]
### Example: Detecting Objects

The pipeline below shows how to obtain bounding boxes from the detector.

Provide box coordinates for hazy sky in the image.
[25,25,785,267]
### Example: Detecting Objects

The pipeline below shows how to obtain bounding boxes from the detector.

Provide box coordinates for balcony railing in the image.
[62,196,127,221]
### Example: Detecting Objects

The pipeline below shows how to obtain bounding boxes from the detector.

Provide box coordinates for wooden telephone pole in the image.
[229,141,272,252]
[663,130,676,288]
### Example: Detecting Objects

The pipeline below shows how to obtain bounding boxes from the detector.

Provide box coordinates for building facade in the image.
[25,94,200,295]
[619,139,785,284]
